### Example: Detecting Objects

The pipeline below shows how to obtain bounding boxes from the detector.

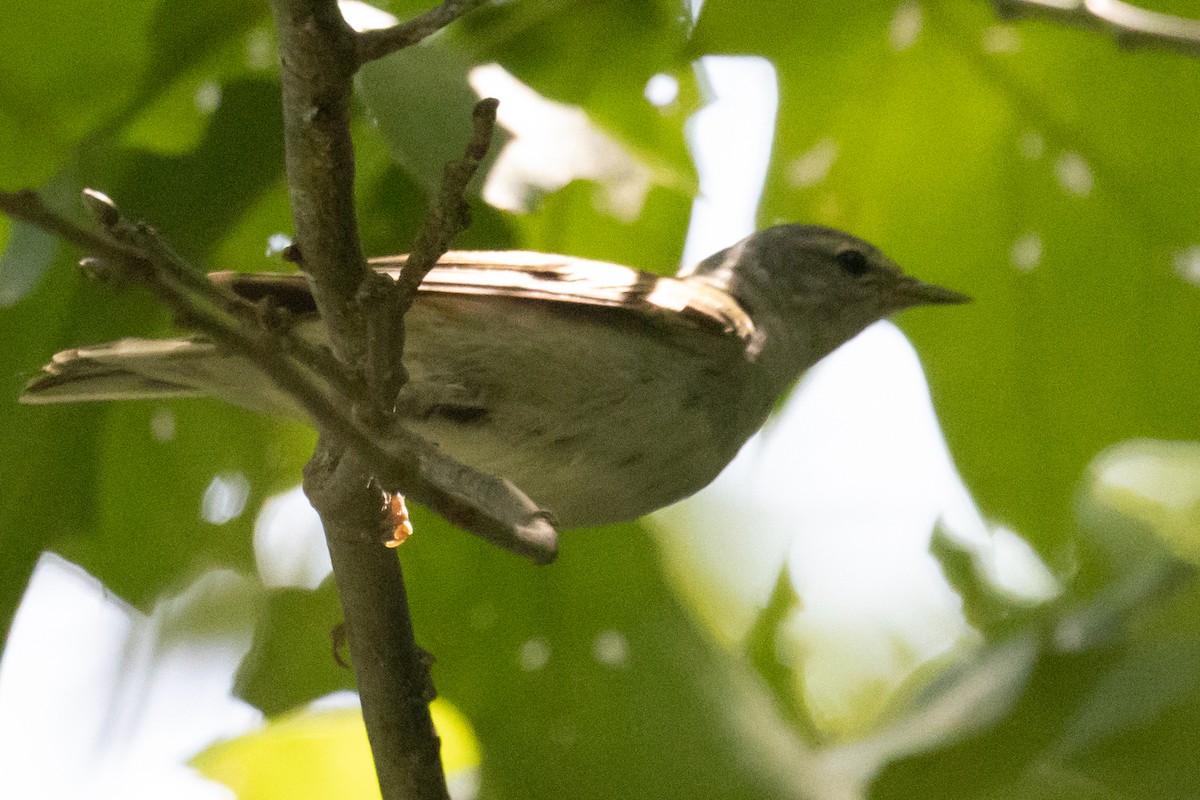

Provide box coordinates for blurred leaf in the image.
[352,108,521,257]
[931,526,1048,638]
[0,72,293,629]
[865,439,1200,798]
[1084,439,1200,567]
[237,581,353,716]
[239,516,801,798]
[1074,439,1200,619]
[55,402,313,608]
[0,0,270,292]
[1058,637,1200,755]
[143,0,268,87]
[195,697,480,800]
[0,263,125,637]
[0,0,160,186]
[394,513,791,800]
[1064,645,1200,800]
[0,557,265,797]
[210,178,296,269]
[513,180,692,274]
[0,170,81,307]
[0,223,61,310]
[455,0,698,186]
[94,78,286,263]
[358,42,503,194]
[825,633,1039,793]
[744,566,815,740]
[356,36,694,235]
[868,550,1200,800]
[868,635,1113,800]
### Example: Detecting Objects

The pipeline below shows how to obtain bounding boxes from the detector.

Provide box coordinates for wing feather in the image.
[210,250,756,348]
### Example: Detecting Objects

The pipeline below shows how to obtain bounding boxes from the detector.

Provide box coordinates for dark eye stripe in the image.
[836,249,869,277]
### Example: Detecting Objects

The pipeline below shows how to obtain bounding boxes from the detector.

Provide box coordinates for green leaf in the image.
[93,78,286,263]
[1083,440,1200,567]
[1059,637,1200,755]
[54,403,313,608]
[357,42,499,195]
[195,697,480,800]
[868,636,1111,800]
[0,5,274,300]
[237,581,353,716]
[381,514,795,799]
[930,526,1049,638]
[0,76,292,630]
[0,223,61,309]
[1063,638,1200,799]
[455,0,698,186]
[0,0,160,186]
[513,179,692,274]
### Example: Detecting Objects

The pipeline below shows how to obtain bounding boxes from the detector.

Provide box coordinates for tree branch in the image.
[272,0,369,367]
[305,446,448,800]
[269,8,468,790]
[0,188,559,565]
[78,190,367,403]
[7,1,549,796]
[993,0,1200,57]
[356,0,485,66]
[274,3,558,797]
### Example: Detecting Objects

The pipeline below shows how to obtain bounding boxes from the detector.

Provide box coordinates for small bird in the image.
[22,224,967,528]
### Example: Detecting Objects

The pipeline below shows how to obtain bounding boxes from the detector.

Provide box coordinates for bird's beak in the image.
[891,276,971,309]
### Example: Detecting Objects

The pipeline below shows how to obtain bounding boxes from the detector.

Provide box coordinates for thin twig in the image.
[1,189,142,264]
[396,98,498,312]
[993,0,1200,57]
[83,191,369,402]
[80,189,260,319]
[355,0,485,66]
[5,188,364,409]
[366,97,499,408]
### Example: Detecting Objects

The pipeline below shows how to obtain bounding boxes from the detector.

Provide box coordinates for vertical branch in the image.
[11,1,546,792]
[271,0,370,366]
[270,2,454,798]
[304,447,449,800]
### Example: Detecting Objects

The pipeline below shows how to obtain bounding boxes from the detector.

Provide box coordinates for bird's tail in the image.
[20,338,301,418]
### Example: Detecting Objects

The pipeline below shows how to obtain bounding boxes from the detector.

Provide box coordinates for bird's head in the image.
[688,224,968,369]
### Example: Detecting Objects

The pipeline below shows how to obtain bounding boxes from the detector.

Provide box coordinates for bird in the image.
[21,224,967,528]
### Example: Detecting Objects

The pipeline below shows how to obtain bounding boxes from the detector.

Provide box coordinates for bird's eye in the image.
[836,249,870,277]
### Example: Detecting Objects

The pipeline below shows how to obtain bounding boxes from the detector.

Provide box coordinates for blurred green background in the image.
[2,0,1200,798]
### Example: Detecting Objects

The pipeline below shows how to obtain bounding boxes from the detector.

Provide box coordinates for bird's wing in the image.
[22,252,755,412]
[209,250,757,348]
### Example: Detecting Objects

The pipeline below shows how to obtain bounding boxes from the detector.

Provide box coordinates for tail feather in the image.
[22,336,312,419]
[22,339,209,404]
[22,363,202,403]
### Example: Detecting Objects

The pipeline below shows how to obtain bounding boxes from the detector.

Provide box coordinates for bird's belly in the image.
[399,296,756,527]
[405,389,733,528]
